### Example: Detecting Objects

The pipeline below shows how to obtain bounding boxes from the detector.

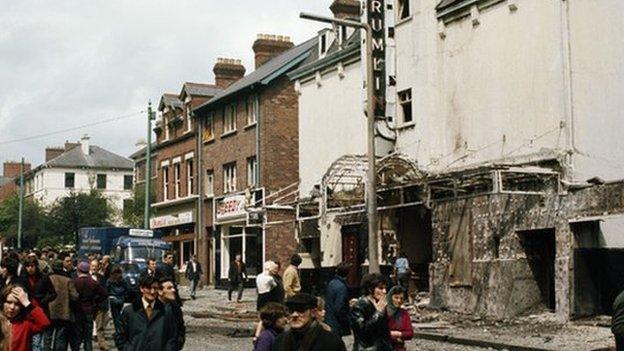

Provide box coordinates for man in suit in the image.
[115,275,177,351]
[227,254,247,303]
[185,255,202,300]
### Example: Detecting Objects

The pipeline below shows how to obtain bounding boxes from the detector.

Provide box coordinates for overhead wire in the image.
[0,110,145,146]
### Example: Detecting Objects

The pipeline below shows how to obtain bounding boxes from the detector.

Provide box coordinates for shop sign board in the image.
[150,211,194,229]
[216,195,247,221]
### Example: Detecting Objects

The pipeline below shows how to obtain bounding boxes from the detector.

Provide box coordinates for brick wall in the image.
[3,162,31,178]
[265,208,298,272]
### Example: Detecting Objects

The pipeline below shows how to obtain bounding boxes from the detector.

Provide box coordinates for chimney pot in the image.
[80,134,90,155]
[213,58,246,89]
[330,0,361,20]
[252,34,294,69]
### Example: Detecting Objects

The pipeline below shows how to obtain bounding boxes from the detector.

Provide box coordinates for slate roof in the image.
[182,82,221,98]
[129,142,157,160]
[194,37,317,113]
[44,145,133,170]
[159,93,183,110]
[289,30,361,81]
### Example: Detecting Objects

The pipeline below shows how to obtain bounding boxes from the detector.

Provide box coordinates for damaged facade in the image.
[292,0,624,321]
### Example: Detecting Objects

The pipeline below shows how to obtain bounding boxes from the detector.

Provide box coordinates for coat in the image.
[107,279,130,305]
[325,276,350,336]
[254,327,279,351]
[73,275,108,316]
[271,321,346,351]
[22,272,56,314]
[115,299,177,351]
[282,266,300,298]
[349,297,392,351]
[8,304,50,351]
[48,272,79,322]
[228,261,247,283]
[164,301,185,350]
[185,261,202,281]
[387,309,413,351]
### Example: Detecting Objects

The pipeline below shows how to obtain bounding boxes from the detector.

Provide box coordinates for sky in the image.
[0,0,333,169]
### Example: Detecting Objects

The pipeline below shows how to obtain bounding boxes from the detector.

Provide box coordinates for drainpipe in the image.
[194,110,206,285]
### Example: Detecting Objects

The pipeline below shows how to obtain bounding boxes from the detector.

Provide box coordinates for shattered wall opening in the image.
[396,206,433,292]
[518,229,557,312]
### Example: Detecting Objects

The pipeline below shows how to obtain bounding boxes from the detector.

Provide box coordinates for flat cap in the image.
[285,293,318,310]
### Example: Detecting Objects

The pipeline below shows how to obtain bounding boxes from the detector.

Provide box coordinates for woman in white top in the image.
[256,261,278,311]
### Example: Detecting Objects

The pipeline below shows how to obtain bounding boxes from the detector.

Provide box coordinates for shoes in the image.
[191,295,196,300]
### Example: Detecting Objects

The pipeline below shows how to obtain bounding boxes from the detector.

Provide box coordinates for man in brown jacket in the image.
[283,254,302,298]
[48,259,79,351]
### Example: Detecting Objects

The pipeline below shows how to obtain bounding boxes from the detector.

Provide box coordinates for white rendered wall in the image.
[297,61,367,196]
[394,0,624,182]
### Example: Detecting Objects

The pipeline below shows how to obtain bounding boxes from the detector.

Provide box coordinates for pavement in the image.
[178,286,617,351]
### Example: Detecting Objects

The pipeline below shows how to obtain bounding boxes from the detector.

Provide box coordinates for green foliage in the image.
[122,183,156,228]
[0,191,49,248]
[47,190,114,245]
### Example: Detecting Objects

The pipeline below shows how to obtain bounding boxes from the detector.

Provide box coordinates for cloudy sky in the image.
[0,0,333,168]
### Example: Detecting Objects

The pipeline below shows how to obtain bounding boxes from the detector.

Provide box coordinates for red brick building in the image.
[151,83,220,276]
[0,162,31,203]
[193,35,316,285]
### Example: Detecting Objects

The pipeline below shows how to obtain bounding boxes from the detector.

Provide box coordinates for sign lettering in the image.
[368,0,386,117]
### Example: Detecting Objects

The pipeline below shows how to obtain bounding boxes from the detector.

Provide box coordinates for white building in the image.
[24,136,134,218]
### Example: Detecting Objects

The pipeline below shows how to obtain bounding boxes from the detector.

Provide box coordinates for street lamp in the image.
[144,101,156,229]
[299,11,380,273]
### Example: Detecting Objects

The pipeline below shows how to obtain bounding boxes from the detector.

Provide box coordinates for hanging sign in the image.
[368,0,386,117]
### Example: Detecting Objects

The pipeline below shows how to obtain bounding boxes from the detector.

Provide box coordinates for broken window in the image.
[398,0,411,20]
[398,89,413,124]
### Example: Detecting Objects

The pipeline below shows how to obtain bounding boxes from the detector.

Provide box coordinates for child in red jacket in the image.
[1,284,50,351]
[386,286,414,351]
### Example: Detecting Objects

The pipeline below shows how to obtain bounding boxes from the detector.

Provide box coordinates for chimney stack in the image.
[330,0,361,19]
[45,147,64,162]
[64,141,80,151]
[3,161,30,178]
[252,34,294,69]
[80,134,90,155]
[213,58,246,89]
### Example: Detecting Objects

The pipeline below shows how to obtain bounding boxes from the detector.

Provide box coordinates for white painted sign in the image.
[129,229,154,237]
[216,195,247,221]
[150,211,194,228]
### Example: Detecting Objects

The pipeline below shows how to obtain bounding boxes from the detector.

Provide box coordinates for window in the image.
[65,172,75,188]
[338,25,348,45]
[124,175,133,190]
[319,32,328,56]
[162,166,169,200]
[205,170,214,197]
[247,156,257,187]
[96,174,107,189]
[186,158,194,196]
[164,117,170,141]
[223,163,237,193]
[398,0,410,20]
[174,162,181,198]
[223,105,236,134]
[398,89,413,124]
[186,104,193,132]
[203,113,214,141]
[246,98,257,125]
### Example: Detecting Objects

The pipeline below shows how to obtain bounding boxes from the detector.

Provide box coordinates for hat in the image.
[77,261,90,273]
[285,293,317,312]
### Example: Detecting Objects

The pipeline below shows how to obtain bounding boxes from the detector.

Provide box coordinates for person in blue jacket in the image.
[325,262,351,337]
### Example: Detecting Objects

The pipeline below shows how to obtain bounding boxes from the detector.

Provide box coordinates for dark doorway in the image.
[342,225,361,289]
[518,229,556,312]
[396,206,433,292]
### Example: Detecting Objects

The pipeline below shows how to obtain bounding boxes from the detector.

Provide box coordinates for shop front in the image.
[150,209,196,276]
[213,191,265,288]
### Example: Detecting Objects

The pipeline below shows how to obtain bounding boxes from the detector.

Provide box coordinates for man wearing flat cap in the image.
[272,293,346,351]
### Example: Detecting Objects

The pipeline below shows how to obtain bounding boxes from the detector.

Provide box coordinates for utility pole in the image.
[144,101,155,229]
[300,7,380,273]
[17,158,24,249]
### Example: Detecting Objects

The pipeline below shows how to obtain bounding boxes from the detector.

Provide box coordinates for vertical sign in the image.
[368,0,386,117]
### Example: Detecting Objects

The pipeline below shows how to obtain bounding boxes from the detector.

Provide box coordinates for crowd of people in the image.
[0,248,188,351]
[249,254,414,351]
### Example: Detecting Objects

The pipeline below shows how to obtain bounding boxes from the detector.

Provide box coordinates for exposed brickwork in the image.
[253,35,294,69]
[265,208,298,272]
[3,162,31,178]
[213,59,245,89]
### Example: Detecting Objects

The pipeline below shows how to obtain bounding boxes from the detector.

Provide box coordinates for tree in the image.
[122,183,156,228]
[48,190,114,245]
[0,191,49,248]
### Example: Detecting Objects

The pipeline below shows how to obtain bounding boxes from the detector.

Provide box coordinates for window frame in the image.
[247,156,257,187]
[223,104,237,134]
[205,170,214,197]
[398,0,411,21]
[124,175,133,190]
[223,163,237,194]
[246,97,257,126]
[64,172,75,189]
[174,162,181,199]
[96,174,107,190]
[162,165,169,201]
[186,158,194,196]
[398,88,413,125]
[203,112,214,142]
